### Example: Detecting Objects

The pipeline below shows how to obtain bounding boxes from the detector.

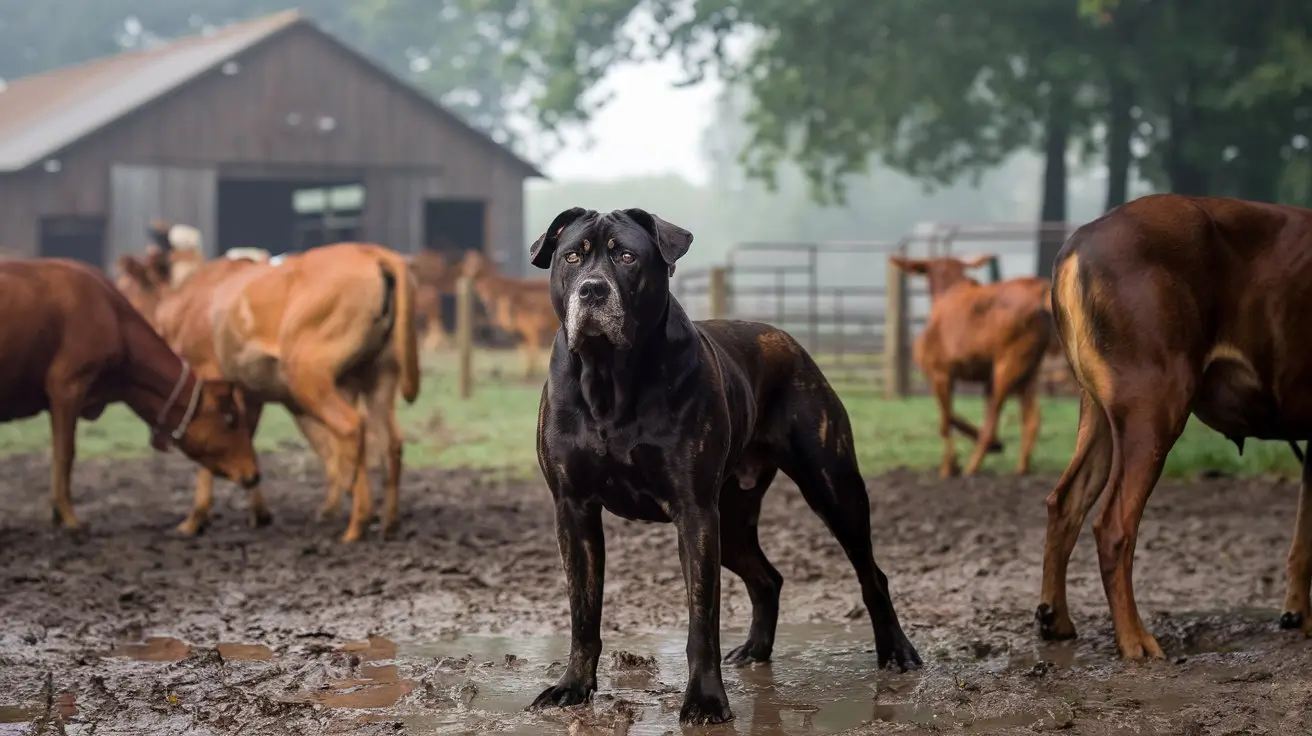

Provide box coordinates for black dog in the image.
[527,207,921,725]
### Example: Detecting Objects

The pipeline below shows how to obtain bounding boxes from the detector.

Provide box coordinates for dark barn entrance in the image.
[39,215,107,267]
[218,179,364,256]
[424,199,487,333]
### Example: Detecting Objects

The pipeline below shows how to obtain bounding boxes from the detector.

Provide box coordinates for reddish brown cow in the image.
[117,238,420,543]
[410,250,459,351]
[0,258,260,528]
[889,254,1056,478]
[460,250,559,379]
[1039,193,1312,660]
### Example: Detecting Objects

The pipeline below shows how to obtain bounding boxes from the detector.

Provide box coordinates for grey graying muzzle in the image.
[565,274,626,351]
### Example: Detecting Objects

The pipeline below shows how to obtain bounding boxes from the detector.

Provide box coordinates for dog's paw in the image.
[679,686,733,725]
[877,630,923,672]
[528,681,594,710]
[723,641,771,667]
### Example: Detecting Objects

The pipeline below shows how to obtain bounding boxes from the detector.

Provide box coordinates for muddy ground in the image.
[1,452,1310,735]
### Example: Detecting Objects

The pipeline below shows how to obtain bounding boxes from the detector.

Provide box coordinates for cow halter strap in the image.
[156,359,204,442]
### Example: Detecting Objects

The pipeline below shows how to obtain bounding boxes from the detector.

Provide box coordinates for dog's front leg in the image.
[675,502,734,725]
[531,496,605,710]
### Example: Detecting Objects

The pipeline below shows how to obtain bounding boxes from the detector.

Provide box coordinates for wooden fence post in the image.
[708,266,728,320]
[883,257,909,398]
[455,276,474,399]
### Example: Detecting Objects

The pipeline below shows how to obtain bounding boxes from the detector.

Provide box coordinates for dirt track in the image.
[2,452,1311,735]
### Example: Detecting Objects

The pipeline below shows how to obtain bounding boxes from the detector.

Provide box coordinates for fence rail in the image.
[670,222,1078,398]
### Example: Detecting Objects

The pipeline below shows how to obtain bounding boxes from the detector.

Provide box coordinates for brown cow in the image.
[410,250,459,351]
[1038,193,1312,660]
[116,240,420,543]
[0,258,260,528]
[889,254,1056,478]
[460,249,559,379]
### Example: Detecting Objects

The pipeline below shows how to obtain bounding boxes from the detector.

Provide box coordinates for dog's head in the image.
[529,207,692,352]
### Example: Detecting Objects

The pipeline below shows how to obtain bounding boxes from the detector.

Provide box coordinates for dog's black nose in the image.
[578,279,611,304]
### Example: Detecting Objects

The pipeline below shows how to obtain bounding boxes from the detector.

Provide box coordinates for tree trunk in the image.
[1036,88,1072,281]
[1164,82,1211,195]
[1105,74,1133,211]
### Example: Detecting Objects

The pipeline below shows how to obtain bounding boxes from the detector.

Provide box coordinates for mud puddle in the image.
[394,622,913,734]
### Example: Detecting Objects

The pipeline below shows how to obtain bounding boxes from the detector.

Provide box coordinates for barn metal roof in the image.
[0,10,544,177]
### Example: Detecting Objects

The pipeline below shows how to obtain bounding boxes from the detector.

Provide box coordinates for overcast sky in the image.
[535,55,723,186]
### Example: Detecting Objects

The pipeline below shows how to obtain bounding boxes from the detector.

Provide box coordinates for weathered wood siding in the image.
[0,22,533,260]
[108,165,217,262]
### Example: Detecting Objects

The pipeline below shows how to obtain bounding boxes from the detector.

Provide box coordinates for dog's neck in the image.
[570,296,697,427]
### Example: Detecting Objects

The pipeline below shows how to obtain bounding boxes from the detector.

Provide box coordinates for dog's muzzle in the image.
[566,277,626,350]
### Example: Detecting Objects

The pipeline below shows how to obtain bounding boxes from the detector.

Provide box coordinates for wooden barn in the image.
[0,9,542,275]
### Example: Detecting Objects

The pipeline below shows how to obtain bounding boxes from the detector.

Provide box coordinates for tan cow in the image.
[459,249,559,379]
[116,233,420,543]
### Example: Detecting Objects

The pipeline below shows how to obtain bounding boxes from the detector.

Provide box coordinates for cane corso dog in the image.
[527,207,922,725]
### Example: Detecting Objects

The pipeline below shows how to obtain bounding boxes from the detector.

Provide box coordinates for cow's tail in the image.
[380,252,420,403]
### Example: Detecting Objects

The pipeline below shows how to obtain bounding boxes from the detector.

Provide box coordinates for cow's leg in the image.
[930,373,959,479]
[1036,389,1113,640]
[361,367,403,536]
[288,373,370,543]
[1093,389,1189,661]
[1016,376,1041,475]
[522,329,543,380]
[1281,454,1312,635]
[177,469,215,536]
[294,413,342,521]
[963,357,1026,475]
[47,392,84,530]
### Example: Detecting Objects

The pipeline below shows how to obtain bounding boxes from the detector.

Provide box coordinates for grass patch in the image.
[0,350,1297,481]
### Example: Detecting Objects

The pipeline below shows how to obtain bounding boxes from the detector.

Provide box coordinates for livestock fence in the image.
[450,222,1079,399]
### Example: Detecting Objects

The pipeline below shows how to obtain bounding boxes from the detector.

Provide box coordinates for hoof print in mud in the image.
[1279,611,1304,630]
[529,682,595,710]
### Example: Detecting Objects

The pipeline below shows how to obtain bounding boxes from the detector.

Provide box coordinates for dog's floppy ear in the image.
[622,208,692,273]
[529,207,590,269]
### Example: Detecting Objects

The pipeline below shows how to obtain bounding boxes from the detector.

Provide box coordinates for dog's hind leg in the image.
[781,395,921,672]
[719,468,783,666]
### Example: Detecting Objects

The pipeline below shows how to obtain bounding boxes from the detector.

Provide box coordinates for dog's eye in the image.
[564,252,581,265]
[619,252,636,264]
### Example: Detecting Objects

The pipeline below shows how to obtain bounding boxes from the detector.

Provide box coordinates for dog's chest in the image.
[563,433,678,524]
[596,472,674,523]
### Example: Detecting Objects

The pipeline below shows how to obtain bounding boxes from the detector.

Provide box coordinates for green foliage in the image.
[0,349,1297,481]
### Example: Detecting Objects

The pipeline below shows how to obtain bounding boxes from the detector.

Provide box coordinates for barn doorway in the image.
[217,178,364,256]
[39,215,107,267]
[424,199,487,333]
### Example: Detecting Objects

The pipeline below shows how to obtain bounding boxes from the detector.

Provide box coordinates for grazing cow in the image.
[1038,193,1312,660]
[0,258,260,528]
[116,238,420,543]
[889,254,1056,478]
[459,249,559,379]
[409,250,459,351]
